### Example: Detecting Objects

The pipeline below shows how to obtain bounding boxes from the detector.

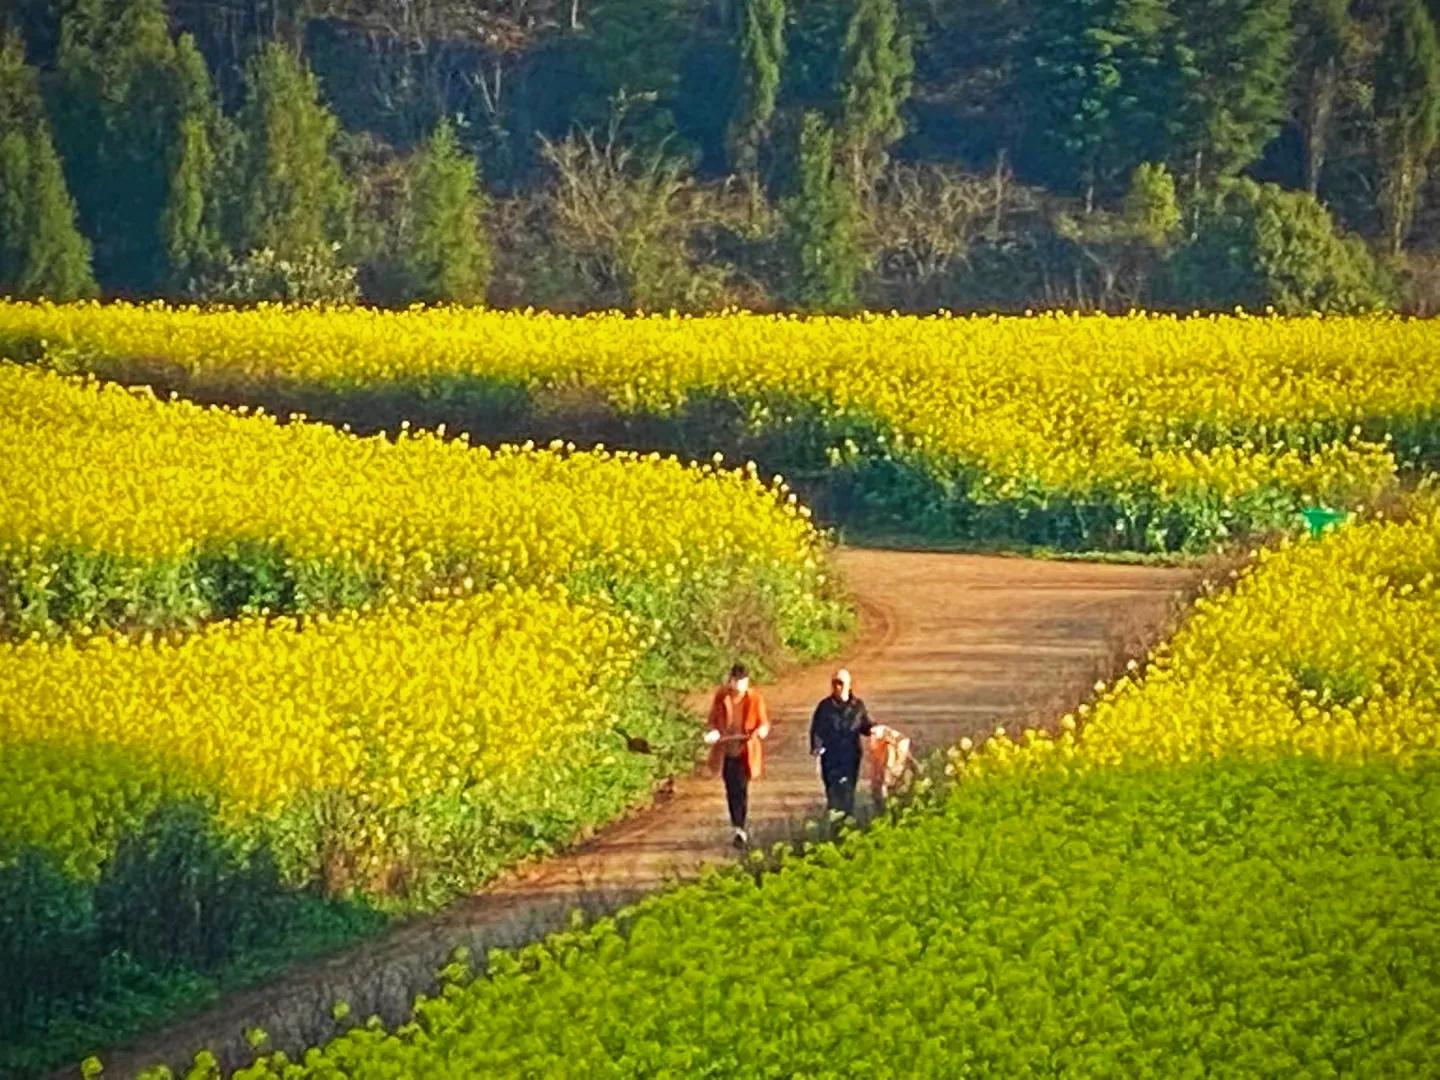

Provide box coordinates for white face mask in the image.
[731,678,750,695]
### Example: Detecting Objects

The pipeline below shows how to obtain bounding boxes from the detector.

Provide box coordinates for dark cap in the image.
[728,662,749,680]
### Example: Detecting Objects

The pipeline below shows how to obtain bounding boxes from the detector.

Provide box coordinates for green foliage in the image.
[1052,161,1183,308]
[1021,0,1173,205]
[2,0,1440,308]
[837,0,913,184]
[1167,178,1392,313]
[579,0,694,147]
[0,810,385,1076]
[398,120,492,305]
[223,755,1440,1076]
[235,43,354,263]
[1123,161,1182,247]
[0,32,95,300]
[161,34,228,289]
[0,539,383,641]
[782,0,849,114]
[1374,0,1440,254]
[780,111,863,310]
[727,0,786,175]
[0,848,98,1041]
[537,128,730,311]
[94,802,284,972]
[51,0,204,292]
[1293,0,1358,194]
[1168,0,1296,183]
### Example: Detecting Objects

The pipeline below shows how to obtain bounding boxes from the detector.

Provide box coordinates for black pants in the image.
[822,767,858,816]
[722,754,749,829]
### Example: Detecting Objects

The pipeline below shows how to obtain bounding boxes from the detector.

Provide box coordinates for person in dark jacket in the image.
[809,668,891,817]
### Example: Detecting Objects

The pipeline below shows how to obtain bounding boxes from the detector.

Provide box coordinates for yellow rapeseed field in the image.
[0,363,826,635]
[953,513,1440,780]
[0,362,840,895]
[202,512,1440,1080]
[4,302,1434,547]
[0,587,636,882]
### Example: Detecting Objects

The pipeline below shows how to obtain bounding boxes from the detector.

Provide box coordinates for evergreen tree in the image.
[400,120,492,304]
[727,0,786,176]
[1168,0,1296,189]
[0,33,95,300]
[52,0,196,292]
[1294,0,1358,195]
[1122,161,1182,247]
[235,42,353,261]
[1020,0,1173,210]
[580,0,694,147]
[161,33,228,289]
[837,0,914,185]
[780,111,863,309]
[1375,0,1440,253]
[782,0,850,114]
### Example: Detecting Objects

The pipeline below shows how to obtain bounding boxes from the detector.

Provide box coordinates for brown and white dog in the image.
[864,725,916,806]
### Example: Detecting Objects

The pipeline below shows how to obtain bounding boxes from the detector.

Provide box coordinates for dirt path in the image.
[86,550,1195,1078]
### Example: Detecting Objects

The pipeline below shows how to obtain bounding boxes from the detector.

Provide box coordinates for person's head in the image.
[830,668,852,701]
[727,662,750,696]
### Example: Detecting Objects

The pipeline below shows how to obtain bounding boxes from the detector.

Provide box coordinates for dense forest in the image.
[2,0,1438,312]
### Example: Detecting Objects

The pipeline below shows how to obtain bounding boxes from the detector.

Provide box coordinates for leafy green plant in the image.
[209,756,1440,1078]
[1166,178,1393,313]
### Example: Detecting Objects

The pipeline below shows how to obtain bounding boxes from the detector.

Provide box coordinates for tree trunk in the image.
[990,148,1008,240]
[1302,59,1338,196]
[1189,148,1205,239]
[1390,166,1415,256]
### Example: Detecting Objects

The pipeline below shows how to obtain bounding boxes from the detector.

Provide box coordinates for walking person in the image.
[810,668,892,819]
[704,662,770,849]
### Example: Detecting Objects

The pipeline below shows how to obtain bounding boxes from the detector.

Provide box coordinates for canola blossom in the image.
[953,514,1440,777]
[0,363,841,898]
[200,516,1440,1078]
[3,303,1435,548]
[1,346,847,1071]
[0,588,646,889]
[0,363,828,639]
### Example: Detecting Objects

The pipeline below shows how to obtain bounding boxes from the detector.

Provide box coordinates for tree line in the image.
[2,0,1438,313]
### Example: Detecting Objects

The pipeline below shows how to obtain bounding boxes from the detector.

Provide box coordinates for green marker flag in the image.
[1300,506,1348,537]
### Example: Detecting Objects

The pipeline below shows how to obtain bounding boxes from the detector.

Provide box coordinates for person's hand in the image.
[703,729,721,746]
[757,724,770,740]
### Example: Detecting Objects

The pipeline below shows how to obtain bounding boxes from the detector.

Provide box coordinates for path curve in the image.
[85,550,1196,1078]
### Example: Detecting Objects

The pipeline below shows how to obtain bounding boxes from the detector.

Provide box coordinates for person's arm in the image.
[704,691,724,745]
[855,698,876,737]
[809,702,824,756]
[755,694,770,740]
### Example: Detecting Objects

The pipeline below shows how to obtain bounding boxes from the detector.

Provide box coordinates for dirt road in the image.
[86,549,1195,1078]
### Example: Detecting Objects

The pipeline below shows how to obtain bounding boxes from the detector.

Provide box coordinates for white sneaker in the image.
[732,828,748,849]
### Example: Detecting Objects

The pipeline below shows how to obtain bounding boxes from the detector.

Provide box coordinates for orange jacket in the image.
[706,686,770,780]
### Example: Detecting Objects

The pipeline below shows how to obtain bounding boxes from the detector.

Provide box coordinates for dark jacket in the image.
[810,694,874,778]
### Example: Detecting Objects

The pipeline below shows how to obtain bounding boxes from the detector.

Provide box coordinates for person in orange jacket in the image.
[704,662,770,849]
